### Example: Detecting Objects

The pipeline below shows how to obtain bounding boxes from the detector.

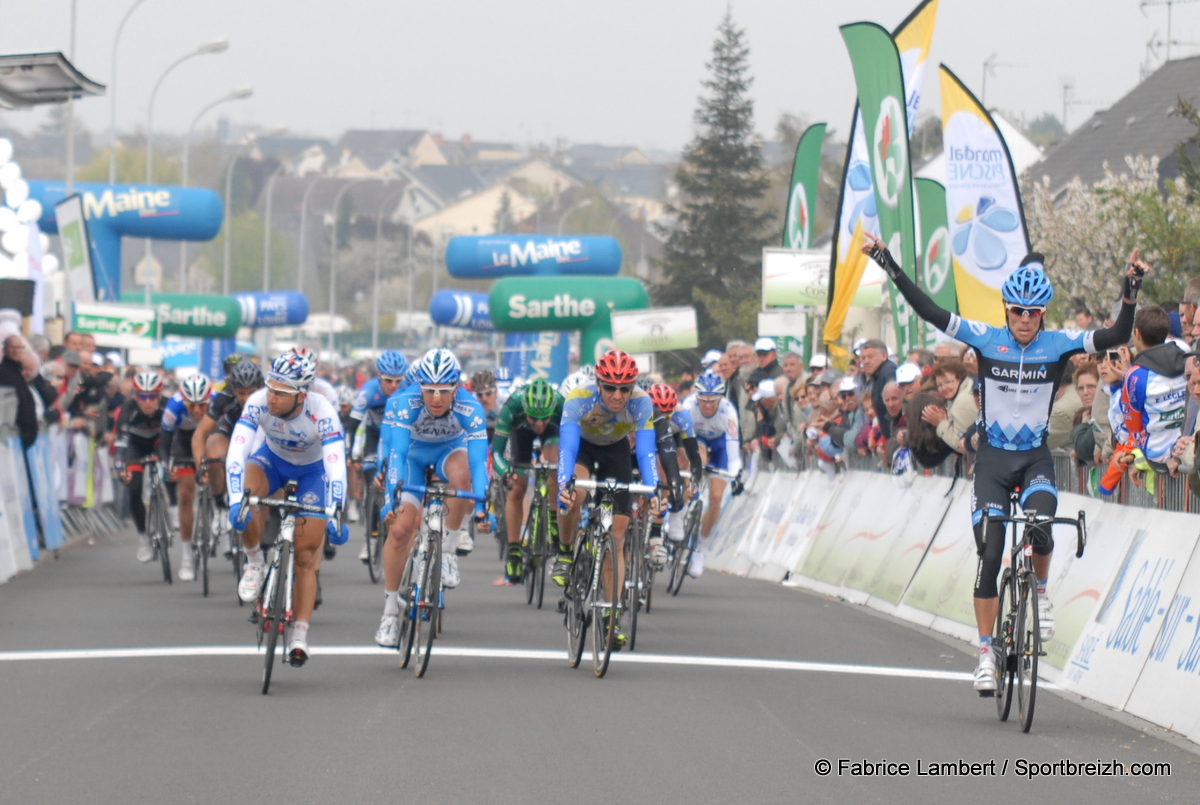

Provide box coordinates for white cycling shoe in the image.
[287,634,309,667]
[238,562,267,603]
[650,537,668,569]
[455,531,474,556]
[686,549,706,579]
[441,553,461,589]
[973,647,998,694]
[375,614,400,648]
[1038,594,1056,643]
[358,543,370,563]
[136,534,154,563]
[346,499,361,523]
[178,544,196,582]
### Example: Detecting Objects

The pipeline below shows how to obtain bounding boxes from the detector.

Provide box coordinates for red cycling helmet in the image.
[594,349,639,385]
[648,383,678,413]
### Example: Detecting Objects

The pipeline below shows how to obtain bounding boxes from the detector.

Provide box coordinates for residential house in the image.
[335,129,448,177]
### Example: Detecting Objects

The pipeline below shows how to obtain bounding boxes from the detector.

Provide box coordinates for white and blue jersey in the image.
[381,385,489,513]
[681,394,741,475]
[225,387,347,513]
[944,314,1103,452]
[350,376,406,461]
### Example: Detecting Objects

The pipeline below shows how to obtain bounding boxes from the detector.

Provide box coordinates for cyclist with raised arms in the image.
[556,349,663,648]
[373,348,491,648]
[161,373,213,582]
[348,350,408,558]
[680,370,743,578]
[861,232,1141,694]
[115,370,166,564]
[491,377,563,585]
[647,382,702,567]
[226,351,347,667]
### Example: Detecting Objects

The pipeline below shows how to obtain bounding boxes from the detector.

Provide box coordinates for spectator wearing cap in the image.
[895,362,922,402]
[750,377,787,463]
[753,337,785,379]
[817,377,864,463]
[808,353,828,374]
[700,349,723,369]
[857,338,896,435]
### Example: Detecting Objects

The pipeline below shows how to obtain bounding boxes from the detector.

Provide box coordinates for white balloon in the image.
[5,251,26,276]
[0,161,20,189]
[0,253,13,276]
[41,253,59,274]
[5,179,29,208]
[0,139,13,165]
[0,207,19,232]
[38,233,49,253]
[16,199,42,224]
[2,227,27,254]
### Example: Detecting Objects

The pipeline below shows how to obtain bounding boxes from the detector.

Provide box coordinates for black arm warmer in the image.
[681,436,703,476]
[870,247,953,332]
[1091,299,1136,352]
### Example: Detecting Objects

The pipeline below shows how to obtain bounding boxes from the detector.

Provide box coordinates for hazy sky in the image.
[2,0,1190,153]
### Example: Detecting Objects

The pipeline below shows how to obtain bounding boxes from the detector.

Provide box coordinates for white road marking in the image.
[0,644,979,683]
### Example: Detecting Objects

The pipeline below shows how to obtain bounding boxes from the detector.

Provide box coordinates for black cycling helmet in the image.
[471,369,497,393]
[227,359,264,390]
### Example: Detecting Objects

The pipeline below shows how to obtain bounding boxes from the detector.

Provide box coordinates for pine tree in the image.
[655,11,771,346]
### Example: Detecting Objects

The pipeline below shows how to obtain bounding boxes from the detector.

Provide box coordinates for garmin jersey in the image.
[944,313,1097,452]
[682,394,742,475]
[225,388,347,508]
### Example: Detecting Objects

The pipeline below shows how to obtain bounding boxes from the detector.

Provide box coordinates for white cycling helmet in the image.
[180,373,213,403]
[268,351,317,390]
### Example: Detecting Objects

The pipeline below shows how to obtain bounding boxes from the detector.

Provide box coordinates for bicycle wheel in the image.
[364,482,383,584]
[197,489,212,597]
[994,569,1016,720]
[261,541,290,695]
[670,506,700,597]
[413,533,441,678]
[1017,572,1040,733]
[590,533,617,678]
[625,521,642,652]
[397,543,418,669]
[566,529,591,669]
[153,488,173,585]
[534,495,550,610]
[523,496,539,605]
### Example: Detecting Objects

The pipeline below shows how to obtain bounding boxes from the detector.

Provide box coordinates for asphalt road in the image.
[1,522,1197,804]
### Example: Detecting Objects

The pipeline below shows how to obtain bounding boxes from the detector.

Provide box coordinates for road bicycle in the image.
[395,480,485,678]
[192,458,229,597]
[143,456,175,585]
[982,498,1086,733]
[562,477,656,678]
[515,460,556,609]
[361,458,385,584]
[667,468,734,596]
[623,489,656,651]
[239,483,331,695]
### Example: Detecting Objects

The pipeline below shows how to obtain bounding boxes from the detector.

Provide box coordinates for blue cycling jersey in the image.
[944,313,1097,452]
[557,384,659,486]
[380,385,489,513]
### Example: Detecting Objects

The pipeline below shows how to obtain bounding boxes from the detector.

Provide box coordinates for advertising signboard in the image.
[610,306,698,353]
[73,302,155,348]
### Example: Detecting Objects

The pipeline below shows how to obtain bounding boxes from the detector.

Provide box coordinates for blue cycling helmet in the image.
[694,371,726,397]
[375,350,408,378]
[414,348,461,385]
[1001,253,1054,307]
[268,351,317,390]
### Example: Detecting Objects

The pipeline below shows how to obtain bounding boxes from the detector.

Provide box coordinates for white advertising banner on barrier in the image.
[898,487,979,633]
[759,471,840,578]
[1123,539,1200,740]
[1057,509,1199,710]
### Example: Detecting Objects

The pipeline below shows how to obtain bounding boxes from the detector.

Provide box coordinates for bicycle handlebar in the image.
[981,510,1088,559]
[242,495,331,517]
[512,462,556,472]
[574,478,658,495]
[400,483,486,503]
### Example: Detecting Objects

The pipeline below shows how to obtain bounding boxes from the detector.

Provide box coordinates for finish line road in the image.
[0,526,1196,804]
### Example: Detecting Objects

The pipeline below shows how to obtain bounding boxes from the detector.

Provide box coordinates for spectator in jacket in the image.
[918,360,973,454]
[0,335,38,448]
[1123,305,1189,470]
[858,339,896,433]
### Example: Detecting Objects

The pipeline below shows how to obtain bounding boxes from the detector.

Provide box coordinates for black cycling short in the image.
[170,428,197,468]
[215,402,244,439]
[971,442,1057,598]
[510,425,560,465]
[359,425,382,478]
[575,438,633,516]
[121,435,158,469]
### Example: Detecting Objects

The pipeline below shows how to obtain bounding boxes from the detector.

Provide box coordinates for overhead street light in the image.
[223,125,287,295]
[146,37,229,188]
[178,85,252,291]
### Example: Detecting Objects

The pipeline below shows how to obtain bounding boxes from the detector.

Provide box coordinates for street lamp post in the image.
[372,183,406,351]
[296,176,329,296]
[557,197,593,234]
[178,86,252,291]
[222,126,287,295]
[108,0,148,185]
[144,37,228,270]
[327,178,371,354]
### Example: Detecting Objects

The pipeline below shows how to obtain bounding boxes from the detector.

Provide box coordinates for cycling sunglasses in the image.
[135,393,159,402]
[600,383,633,394]
[1005,304,1046,318]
